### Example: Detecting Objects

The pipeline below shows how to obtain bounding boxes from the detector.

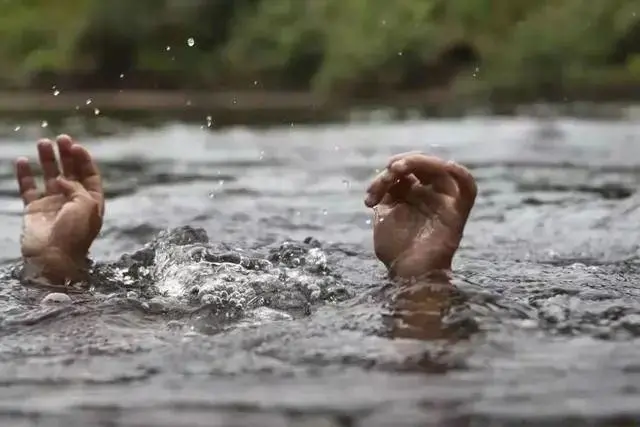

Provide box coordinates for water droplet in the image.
[53,89,60,96]
[334,146,340,151]
[94,108,100,115]
[186,100,192,106]
[397,51,403,56]
[259,150,265,160]
[253,80,258,86]
[119,73,125,79]
[166,46,171,51]
[378,217,385,223]
[75,105,80,110]
[208,192,215,199]
[342,179,350,189]
[187,37,195,47]
[218,179,225,186]
[365,219,372,225]
[41,120,48,128]
[381,19,387,25]
[14,125,21,131]
[85,98,92,105]
[322,209,328,216]
[206,115,213,127]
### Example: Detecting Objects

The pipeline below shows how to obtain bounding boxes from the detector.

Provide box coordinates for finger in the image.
[389,155,458,197]
[365,168,400,207]
[71,144,104,215]
[381,174,419,206]
[386,151,424,169]
[56,134,77,179]
[446,161,477,214]
[37,139,61,193]
[56,176,91,201]
[15,157,40,205]
[71,144,102,195]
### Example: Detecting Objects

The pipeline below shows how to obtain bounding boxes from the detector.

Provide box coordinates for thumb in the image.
[56,176,89,200]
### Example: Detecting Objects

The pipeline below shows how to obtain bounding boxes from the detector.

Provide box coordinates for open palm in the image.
[365,152,477,278]
[16,135,104,284]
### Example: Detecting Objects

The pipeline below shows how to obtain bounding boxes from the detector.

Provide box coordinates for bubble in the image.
[166,46,171,51]
[41,120,48,128]
[342,179,351,189]
[94,108,100,115]
[322,209,328,216]
[365,219,372,225]
[119,73,125,79]
[187,37,195,47]
[14,125,20,131]
[41,293,71,305]
[53,89,60,96]
[85,98,92,105]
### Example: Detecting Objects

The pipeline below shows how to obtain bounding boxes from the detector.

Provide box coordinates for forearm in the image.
[387,268,459,340]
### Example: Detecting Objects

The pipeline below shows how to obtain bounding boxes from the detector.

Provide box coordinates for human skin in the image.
[364,151,477,339]
[16,135,104,287]
[15,137,477,301]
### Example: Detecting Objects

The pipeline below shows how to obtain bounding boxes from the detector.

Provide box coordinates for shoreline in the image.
[0,90,455,113]
[0,90,639,127]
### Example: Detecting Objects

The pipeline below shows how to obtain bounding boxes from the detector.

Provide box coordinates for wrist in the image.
[21,247,89,286]
[388,247,456,282]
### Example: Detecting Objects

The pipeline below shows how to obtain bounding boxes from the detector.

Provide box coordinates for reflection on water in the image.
[0,117,639,426]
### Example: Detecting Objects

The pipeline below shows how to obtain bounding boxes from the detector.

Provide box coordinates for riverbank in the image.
[2,82,640,114]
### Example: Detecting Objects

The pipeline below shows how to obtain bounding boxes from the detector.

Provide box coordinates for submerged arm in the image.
[365,152,477,340]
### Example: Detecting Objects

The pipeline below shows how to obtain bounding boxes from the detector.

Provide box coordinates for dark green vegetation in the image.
[1,0,639,101]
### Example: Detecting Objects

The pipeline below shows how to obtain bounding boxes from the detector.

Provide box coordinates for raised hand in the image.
[16,135,104,286]
[365,152,477,279]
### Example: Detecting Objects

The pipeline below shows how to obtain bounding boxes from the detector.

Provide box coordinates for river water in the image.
[0,117,639,426]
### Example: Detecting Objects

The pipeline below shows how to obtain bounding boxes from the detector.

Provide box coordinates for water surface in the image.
[0,117,639,426]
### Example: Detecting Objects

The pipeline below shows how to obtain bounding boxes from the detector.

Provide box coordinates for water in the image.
[0,117,639,426]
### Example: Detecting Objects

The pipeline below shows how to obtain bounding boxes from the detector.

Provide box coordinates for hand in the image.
[15,135,104,285]
[365,152,477,279]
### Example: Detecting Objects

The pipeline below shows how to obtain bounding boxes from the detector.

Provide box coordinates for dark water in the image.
[0,117,640,426]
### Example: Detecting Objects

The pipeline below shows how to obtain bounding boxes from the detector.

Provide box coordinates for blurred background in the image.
[0,0,639,128]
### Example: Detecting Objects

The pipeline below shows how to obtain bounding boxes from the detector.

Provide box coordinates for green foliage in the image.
[0,0,638,96]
